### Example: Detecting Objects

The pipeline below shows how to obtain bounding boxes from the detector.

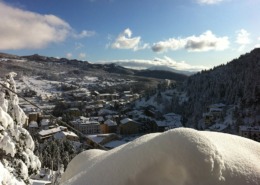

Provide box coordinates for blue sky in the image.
[0,0,260,71]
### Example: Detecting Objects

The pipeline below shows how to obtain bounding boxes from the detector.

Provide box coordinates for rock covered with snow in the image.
[61,128,260,185]
[0,73,41,185]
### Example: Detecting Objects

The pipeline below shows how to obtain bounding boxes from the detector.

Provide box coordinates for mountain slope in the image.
[176,48,260,126]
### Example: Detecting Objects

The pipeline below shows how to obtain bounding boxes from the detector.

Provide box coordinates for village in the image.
[17,74,260,152]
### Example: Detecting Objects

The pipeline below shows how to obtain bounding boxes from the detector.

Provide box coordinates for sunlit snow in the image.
[61,128,260,185]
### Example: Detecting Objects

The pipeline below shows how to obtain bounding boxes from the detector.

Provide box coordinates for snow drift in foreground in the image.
[61,128,260,185]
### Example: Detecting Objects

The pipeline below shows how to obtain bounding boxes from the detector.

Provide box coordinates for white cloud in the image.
[254,44,260,48]
[111,28,149,51]
[151,38,186,53]
[98,56,208,72]
[73,30,96,39]
[66,53,73,59]
[78,53,86,60]
[197,0,224,4]
[152,31,229,53]
[0,1,71,50]
[236,29,251,45]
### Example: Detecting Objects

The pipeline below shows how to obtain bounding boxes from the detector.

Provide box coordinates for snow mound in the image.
[61,128,260,185]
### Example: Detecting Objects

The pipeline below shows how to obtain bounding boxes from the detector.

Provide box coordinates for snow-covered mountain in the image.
[147,65,195,76]
[0,53,188,82]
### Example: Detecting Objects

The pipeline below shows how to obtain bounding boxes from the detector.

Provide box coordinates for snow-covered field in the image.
[61,128,260,185]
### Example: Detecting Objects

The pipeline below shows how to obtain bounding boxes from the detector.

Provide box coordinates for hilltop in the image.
[0,53,188,82]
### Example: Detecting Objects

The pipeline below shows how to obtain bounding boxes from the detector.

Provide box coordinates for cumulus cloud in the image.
[236,29,251,51]
[151,38,186,53]
[78,53,87,60]
[197,0,224,4]
[66,53,73,59]
[111,28,149,51]
[152,31,229,53]
[236,29,250,45]
[98,56,208,72]
[73,30,96,39]
[0,1,71,50]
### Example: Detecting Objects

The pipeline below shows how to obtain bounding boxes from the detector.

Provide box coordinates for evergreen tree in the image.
[0,72,41,184]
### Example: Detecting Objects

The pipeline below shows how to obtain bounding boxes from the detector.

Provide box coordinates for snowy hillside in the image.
[61,128,260,185]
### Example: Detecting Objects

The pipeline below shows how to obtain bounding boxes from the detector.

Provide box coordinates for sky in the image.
[0,0,260,72]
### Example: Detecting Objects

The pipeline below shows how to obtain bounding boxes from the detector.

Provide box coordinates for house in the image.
[203,103,226,127]
[53,131,79,141]
[28,112,41,123]
[153,113,182,132]
[40,119,50,130]
[100,119,117,134]
[97,93,119,101]
[87,133,119,146]
[66,108,81,117]
[71,117,100,135]
[38,126,68,140]
[239,125,260,142]
[28,121,39,135]
[119,118,139,135]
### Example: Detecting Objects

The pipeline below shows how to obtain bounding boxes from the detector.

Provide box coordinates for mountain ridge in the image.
[0,53,188,82]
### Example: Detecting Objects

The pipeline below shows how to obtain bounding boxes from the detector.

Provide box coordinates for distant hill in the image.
[135,69,187,82]
[0,53,188,82]
[148,65,195,76]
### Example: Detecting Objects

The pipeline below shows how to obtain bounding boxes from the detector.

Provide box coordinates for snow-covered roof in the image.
[87,135,105,144]
[208,123,228,132]
[209,107,223,112]
[120,118,134,124]
[104,140,127,149]
[155,120,182,128]
[54,131,79,140]
[29,121,38,128]
[104,119,117,126]
[40,119,50,126]
[38,126,67,136]
[81,121,100,125]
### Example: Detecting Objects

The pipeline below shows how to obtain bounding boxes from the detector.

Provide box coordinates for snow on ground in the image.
[61,128,260,185]
[22,76,61,97]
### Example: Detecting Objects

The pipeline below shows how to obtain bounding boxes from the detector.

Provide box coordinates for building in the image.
[203,103,226,127]
[40,119,50,130]
[28,112,41,123]
[28,121,39,135]
[71,116,100,135]
[53,131,79,141]
[239,126,260,142]
[38,126,68,140]
[100,119,117,134]
[119,118,139,135]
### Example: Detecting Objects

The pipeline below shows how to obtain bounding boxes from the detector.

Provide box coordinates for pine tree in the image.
[0,72,41,184]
